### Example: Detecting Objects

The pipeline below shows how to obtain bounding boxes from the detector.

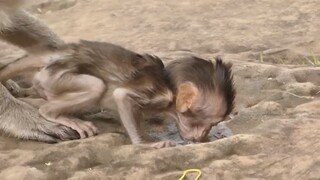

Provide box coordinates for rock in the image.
[293,101,320,114]
[168,42,177,51]
[285,82,319,96]
[0,166,47,180]
[250,101,284,115]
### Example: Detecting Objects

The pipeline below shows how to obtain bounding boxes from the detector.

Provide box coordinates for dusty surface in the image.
[0,0,320,179]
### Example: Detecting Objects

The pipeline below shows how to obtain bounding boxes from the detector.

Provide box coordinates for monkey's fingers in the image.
[150,141,177,149]
[67,119,98,139]
[83,121,99,135]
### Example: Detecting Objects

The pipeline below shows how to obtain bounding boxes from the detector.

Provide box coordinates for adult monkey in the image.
[0,0,79,142]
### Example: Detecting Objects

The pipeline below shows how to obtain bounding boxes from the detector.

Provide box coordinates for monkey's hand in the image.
[34,120,81,143]
[2,114,80,143]
[150,140,177,149]
[5,116,80,143]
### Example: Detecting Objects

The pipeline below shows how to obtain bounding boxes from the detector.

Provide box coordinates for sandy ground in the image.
[0,0,320,179]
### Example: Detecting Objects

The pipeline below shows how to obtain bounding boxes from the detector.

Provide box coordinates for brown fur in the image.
[28,40,173,143]
[32,46,236,146]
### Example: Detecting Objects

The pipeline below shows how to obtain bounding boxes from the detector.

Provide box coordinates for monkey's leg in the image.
[39,74,105,139]
[0,84,79,143]
[0,55,41,83]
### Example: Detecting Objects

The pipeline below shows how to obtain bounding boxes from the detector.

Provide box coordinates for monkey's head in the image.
[173,58,235,143]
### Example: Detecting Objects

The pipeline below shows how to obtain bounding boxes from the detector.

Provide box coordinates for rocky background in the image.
[0,0,319,179]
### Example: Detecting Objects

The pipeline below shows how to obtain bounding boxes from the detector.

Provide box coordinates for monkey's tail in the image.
[214,57,236,114]
[0,55,42,82]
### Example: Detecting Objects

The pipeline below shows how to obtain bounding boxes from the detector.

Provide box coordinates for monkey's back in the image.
[46,40,165,86]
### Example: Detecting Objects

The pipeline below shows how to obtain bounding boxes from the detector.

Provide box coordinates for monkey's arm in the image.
[113,88,144,144]
[112,84,176,148]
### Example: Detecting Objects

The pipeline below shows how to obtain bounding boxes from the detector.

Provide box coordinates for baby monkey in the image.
[31,40,173,144]
[164,56,235,147]
[1,40,235,148]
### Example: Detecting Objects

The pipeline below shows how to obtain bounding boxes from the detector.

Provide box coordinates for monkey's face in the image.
[175,112,212,143]
[174,82,228,143]
[175,106,226,143]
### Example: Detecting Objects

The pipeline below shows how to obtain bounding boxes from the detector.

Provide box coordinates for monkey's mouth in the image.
[176,139,203,145]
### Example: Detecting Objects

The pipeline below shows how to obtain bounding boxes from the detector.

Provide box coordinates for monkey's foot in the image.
[61,118,99,139]
[150,140,177,149]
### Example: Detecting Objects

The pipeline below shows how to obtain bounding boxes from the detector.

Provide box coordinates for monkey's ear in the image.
[176,82,199,113]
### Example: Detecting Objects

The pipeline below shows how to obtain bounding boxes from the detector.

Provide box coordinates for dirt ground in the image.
[0,0,319,179]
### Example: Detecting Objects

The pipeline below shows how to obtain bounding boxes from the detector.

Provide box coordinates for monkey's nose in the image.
[184,134,206,143]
